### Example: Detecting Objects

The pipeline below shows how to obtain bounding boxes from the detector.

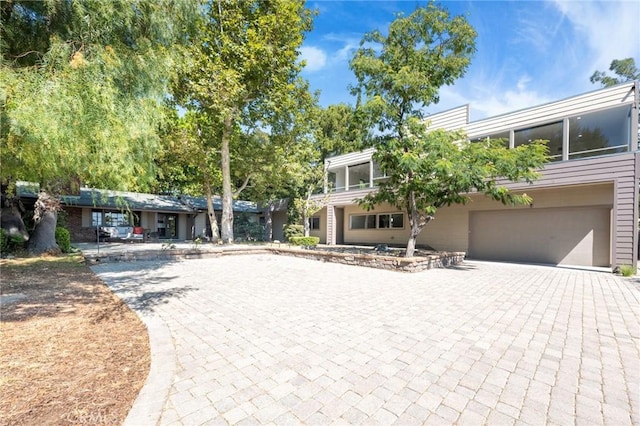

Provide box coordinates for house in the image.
[310,81,639,268]
[16,184,285,242]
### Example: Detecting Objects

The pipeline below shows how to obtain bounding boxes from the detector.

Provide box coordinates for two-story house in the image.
[310,81,639,269]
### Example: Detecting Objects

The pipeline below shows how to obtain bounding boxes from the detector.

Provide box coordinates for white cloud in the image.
[434,76,551,120]
[322,33,361,63]
[550,0,640,77]
[299,46,327,72]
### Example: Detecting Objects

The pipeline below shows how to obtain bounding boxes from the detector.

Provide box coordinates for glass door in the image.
[158,214,178,239]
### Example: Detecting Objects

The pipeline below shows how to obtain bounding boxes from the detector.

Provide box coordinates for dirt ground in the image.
[0,255,150,425]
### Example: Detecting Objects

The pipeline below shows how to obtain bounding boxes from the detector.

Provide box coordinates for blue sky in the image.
[298,0,640,121]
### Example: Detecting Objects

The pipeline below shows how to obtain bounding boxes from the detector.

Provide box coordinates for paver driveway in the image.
[92,255,640,425]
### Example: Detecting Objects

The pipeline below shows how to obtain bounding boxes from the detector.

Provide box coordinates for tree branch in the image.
[233,174,252,197]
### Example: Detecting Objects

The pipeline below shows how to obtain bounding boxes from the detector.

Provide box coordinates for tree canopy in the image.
[590,58,639,87]
[172,0,315,243]
[1,0,195,192]
[0,0,195,252]
[351,3,547,257]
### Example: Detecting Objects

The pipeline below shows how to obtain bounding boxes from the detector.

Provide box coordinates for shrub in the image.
[619,264,636,277]
[283,224,304,241]
[0,228,7,254]
[55,227,72,253]
[289,236,319,247]
[234,213,264,242]
[1,229,27,254]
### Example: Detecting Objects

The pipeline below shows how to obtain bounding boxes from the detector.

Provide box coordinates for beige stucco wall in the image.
[331,183,614,251]
[418,182,613,252]
[342,203,409,246]
[310,207,327,244]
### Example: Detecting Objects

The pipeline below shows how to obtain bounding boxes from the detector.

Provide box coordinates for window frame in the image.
[309,217,320,230]
[349,212,404,230]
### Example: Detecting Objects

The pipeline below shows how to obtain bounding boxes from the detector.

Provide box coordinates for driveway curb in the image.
[123,315,175,426]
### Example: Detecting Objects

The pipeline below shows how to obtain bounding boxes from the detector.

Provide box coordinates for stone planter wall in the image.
[270,247,466,272]
[83,244,465,272]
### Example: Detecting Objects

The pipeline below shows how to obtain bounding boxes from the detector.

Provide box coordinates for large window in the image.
[515,121,563,161]
[350,214,376,229]
[92,210,140,227]
[350,213,404,230]
[372,161,388,186]
[568,105,631,159]
[348,162,370,190]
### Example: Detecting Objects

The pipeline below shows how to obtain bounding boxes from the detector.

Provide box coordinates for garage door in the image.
[469,207,610,267]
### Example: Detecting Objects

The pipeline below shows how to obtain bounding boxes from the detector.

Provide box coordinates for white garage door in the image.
[469,207,611,267]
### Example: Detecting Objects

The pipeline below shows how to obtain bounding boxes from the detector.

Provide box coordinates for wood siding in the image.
[465,82,636,137]
[427,105,469,131]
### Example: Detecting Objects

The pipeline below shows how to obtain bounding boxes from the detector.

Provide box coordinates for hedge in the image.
[289,236,319,247]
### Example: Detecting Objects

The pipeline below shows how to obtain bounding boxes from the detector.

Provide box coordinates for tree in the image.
[155,111,223,242]
[350,3,547,257]
[0,0,195,253]
[360,124,547,257]
[315,103,369,162]
[590,58,639,87]
[172,0,314,244]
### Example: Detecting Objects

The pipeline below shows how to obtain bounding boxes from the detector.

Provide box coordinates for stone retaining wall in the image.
[270,248,466,272]
[84,246,466,272]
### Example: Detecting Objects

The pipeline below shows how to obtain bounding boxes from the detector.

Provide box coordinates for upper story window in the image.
[515,121,564,161]
[568,105,631,159]
[472,130,510,147]
[348,163,370,190]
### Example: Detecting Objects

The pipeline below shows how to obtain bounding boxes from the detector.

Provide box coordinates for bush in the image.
[55,227,72,253]
[234,213,264,242]
[283,224,304,241]
[289,236,319,247]
[1,228,27,254]
[0,228,7,254]
[618,264,636,277]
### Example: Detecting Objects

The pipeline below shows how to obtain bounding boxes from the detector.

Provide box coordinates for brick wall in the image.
[65,207,96,242]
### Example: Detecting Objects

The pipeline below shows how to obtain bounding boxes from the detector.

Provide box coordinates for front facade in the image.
[311,82,640,269]
[17,184,274,242]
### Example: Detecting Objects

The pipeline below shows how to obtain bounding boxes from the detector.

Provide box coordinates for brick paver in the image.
[92,255,640,425]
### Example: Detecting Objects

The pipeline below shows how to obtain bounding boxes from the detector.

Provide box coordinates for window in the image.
[569,105,631,159]
[350,213,404,229]
[472,131,510,147]
[309,217,320,230]
[378,213,404,229]
[348,162,370,189]
[93,210,140,227]
[91,210,103,227]
[350,214,376,229]
[372,161,388,186]
[515,121,563,161]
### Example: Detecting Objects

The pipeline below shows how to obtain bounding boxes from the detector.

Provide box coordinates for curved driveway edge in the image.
[92,255,640,425]
[123,315,176,426]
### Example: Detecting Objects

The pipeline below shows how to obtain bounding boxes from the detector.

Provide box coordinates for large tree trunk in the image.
[220,116,234,244]
[0,198,29,241]
[28,192,60,255]
[404,191,431,258]
[204,178,220,243]
[405,223,420,258]
[264,202,274,241]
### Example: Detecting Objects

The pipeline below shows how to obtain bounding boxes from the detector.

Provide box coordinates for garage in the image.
[468,206,611,267]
